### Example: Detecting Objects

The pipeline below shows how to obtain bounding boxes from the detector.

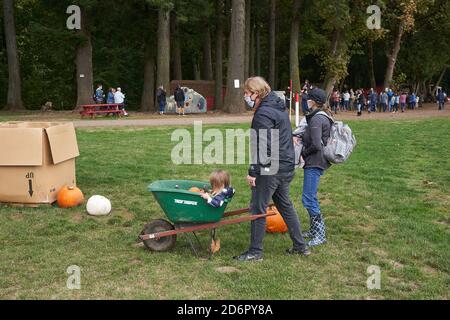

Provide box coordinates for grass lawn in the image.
[0,118,449,300]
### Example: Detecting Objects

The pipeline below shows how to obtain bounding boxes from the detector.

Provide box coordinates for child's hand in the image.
[200,193,209,200]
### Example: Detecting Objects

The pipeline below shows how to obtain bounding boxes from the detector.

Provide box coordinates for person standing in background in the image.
[107,88,116,104]
[156,85,167,115]
[114,87,128,116]
[95,84,105,104]
[174,84,186,116]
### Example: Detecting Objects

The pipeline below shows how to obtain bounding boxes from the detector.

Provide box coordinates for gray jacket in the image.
[302,109,332,171]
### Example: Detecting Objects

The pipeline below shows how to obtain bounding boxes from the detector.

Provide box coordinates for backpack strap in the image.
[315,111,335,124]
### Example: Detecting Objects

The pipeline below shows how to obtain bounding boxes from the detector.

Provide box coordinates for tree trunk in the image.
[157,8,171,95]
[256,23,261,75]
[383,21,404,89]
[194,59,201,80]
[323,28,345,96]
[224,0,246,114]
[433,66,447,95]
[3,0,24,110]
[75,6,94,109]
[244,0,251,79]
[367,38,376,89]
[249,19,255,76]
[268,0,276,87]
[289,0,301,93]
[171,13,182,81]
[421,80,427,97]
[215,0,224,110]
[202,26,214,80]
[141,44,155,112]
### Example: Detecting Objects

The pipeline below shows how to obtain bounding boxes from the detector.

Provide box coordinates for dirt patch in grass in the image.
[355,223,376,233]
[433,219,449,226]
[10,213,24,222]
[390,261,405,270]
[215,266,242,274]
[120,210,135,221]
[421,265,439,276]
[371,248,389,257]
[71,213,84,224]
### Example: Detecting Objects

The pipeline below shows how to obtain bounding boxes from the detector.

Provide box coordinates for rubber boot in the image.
[308,214,327,247]
[302,210,317,239]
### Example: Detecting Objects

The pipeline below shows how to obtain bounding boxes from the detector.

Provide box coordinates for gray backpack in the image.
[316,111,357,164]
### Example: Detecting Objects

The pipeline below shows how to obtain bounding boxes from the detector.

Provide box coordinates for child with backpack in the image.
[296,88,356,247]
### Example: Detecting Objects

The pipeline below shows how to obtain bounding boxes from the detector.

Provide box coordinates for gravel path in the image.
[73,104,449,128]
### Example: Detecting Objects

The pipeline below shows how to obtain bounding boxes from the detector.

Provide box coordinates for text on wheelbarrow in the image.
[174,199,198,206]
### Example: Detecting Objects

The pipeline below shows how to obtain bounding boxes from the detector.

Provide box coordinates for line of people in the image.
[330,88,425,116]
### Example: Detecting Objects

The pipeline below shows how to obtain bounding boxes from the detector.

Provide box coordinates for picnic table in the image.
[79,104,125,118]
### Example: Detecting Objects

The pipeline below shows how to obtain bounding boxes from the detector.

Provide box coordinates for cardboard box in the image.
[0,122,80,204]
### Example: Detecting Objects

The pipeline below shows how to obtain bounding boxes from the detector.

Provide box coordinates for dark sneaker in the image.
[233,251,263,262]
[286,247,311,256]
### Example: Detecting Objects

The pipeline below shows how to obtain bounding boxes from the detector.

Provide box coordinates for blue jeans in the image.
[159,101,165,112]
[343,101,349,110]
[302,168,324,216]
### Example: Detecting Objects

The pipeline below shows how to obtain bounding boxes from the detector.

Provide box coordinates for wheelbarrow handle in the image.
[223,203,276,218]
[140,211,277,241]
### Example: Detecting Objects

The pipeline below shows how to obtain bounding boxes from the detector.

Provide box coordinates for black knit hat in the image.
[307,88,327,106]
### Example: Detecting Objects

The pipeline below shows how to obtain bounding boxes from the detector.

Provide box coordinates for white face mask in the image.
[245,95,256,108]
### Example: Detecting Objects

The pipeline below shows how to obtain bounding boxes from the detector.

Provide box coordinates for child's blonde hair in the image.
[209,170,230,191]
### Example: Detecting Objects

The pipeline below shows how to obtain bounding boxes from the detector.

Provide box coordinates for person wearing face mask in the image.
[233,76,310,262]
[300,88,333,247]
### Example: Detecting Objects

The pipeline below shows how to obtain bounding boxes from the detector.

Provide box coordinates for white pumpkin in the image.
[86,195,112,216]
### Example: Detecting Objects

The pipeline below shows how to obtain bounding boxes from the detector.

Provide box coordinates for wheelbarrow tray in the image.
[148,180,230,224]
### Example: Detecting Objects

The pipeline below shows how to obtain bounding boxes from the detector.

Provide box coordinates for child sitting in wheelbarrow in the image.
[200,170,235,208]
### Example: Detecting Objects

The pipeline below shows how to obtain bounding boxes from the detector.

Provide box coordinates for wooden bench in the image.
[79,104,125,118]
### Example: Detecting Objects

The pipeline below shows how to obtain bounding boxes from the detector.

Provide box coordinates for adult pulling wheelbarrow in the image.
[139,180,275,256]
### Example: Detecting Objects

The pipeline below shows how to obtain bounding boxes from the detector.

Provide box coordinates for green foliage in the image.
[0,0,449,109]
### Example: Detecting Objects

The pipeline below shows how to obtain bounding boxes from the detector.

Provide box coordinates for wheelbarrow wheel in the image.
[140,219,177,252]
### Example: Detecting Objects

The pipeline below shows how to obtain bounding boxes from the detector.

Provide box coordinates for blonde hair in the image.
[244,77,271,99]
[209,170,230,192]
[319,104,333,117]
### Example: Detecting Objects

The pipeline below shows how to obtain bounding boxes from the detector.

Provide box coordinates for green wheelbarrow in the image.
[139,180,276,256]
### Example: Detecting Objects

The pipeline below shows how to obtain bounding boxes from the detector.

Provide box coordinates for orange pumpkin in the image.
[266,206,288,233]
[57,186,84,208]
[189,187,204,193]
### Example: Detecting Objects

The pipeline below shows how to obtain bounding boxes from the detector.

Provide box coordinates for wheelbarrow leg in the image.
[184,232,204,258]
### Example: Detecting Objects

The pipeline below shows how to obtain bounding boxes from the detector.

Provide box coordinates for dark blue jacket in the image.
[249,92,295,177]
[207,187,235,208]
[107,92,115,104]
[370,92,378,104]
